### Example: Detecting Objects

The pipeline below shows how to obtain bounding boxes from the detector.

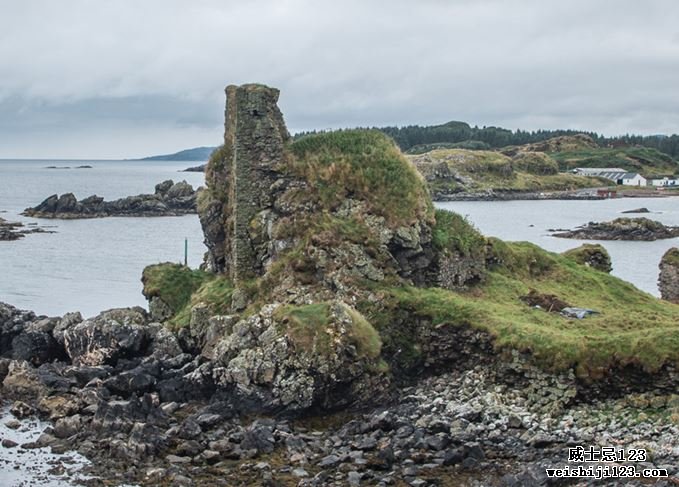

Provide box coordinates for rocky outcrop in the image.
[182,164,206,172]
[562,243,612,272]
[22,180,198,218]
[553,217,679,241]
[622,207,650,214]
[0,216,52,240]
[409,147,599,201]
[659,248,679,303]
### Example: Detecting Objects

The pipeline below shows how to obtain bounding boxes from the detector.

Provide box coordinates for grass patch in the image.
[432,209,486,258]
[288,130,434,227]
[170,276,235,328]
[142,263,213,314]
[274,303,334,355]
[372,242,679,376]
[141,263,234,328]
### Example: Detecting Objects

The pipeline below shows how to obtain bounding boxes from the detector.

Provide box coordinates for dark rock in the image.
[63,308,148,366]
[103,369,156,396]
[23,180,199,218]
[2,438,18,448]
[11,330,64,365]
[177,419,202,439]
[659,248,679,303]
[10,400,36,418]
[621,207,650,214]
[553,217,679,241]
[182,164,206,172]
[241,423,275,454]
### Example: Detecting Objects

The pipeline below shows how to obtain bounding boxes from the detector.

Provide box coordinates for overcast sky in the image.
[1,0,678,159]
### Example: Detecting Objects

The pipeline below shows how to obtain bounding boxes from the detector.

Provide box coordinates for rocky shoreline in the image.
[432,188,607,202]
[552,217,679,241]
[1,301,678,486]
[0,216,53,241]
[22,180,199,219]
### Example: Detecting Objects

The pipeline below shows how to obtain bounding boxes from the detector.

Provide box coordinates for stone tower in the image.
[200,83,290,282]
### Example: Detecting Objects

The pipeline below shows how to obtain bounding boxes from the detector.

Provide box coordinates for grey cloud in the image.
[1,0,678,158]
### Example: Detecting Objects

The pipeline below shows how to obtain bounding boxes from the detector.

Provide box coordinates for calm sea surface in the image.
[1,159,677,318]
[0,159,206,317]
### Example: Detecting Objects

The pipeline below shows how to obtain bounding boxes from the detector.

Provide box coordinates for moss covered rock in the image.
[563,244,612,273]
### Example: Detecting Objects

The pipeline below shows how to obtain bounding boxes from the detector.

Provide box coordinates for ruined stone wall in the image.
[201,84,290,282]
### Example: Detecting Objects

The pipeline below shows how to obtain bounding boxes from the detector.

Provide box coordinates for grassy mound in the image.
[289,130,434,227]
[562,244,612,273]
[365,240,679,377]
[432,209,486,258]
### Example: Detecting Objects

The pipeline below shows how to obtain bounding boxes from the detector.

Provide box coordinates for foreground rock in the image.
[0,216,52,241]
[553,217,679,241]
[1,301,678,486]
[22,180,199,218]
[659,248,679,303]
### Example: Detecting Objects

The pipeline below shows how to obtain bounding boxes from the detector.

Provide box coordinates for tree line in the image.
[295,121,679,158]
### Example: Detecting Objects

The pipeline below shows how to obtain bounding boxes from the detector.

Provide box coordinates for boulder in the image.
[63,308,149,366]
[210,301,387,412]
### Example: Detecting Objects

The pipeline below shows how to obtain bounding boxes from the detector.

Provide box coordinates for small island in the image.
[552,217,679,241]
[22,179,199,218]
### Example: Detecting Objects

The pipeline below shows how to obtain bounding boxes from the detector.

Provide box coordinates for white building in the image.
[572,167,647,186]
[572,167,626,176]
[650,177,678,187]
[619,173,647,186]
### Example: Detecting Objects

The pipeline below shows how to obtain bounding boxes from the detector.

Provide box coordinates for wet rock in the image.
[2,438,18,448]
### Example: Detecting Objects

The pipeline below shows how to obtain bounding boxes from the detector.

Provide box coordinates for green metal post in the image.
[184,238,188,266]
